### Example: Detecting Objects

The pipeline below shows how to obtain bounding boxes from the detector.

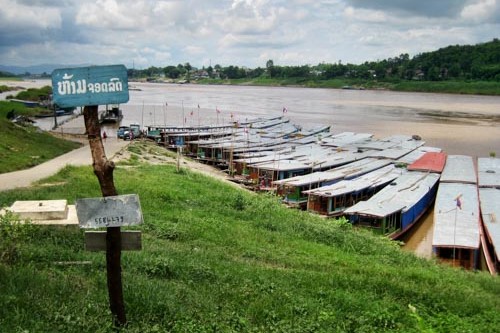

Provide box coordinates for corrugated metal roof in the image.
[478,157,500,188]
[251,158,313,172]
[344,172,440,217]
[309,150,373,170]
[407,152,447,173]
[440,155,477,184]
[320,132,373,147]
[479,188,500,260]
[432,183,480,249]
[273,158,391,186]
[396,146,442,165]
[240,143,325,165]
[368,147,420,160]
[304,165,406,197]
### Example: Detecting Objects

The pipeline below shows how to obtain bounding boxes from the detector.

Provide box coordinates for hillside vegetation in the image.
[0,142,498,332]
[129,39,500,95]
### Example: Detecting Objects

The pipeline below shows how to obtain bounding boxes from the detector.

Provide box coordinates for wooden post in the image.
[83,105,126,327]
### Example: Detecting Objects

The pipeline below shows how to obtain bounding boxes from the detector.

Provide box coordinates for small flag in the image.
[198,104,200,109]
[455,195,462,210]
[216,107,221,114]
[230,112,234,119]
[165,102,168,106]
[190,110,194,116]
[282,106,288,113]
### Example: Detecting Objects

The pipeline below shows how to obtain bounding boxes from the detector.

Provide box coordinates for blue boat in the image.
[344,171,440,238]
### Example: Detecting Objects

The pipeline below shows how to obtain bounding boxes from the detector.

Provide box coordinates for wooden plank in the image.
[85,231,142,251]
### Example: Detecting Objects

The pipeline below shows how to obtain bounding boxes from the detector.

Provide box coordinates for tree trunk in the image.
[83,105,127,327]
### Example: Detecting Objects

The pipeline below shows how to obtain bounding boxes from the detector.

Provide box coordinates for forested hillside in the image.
[128,39,500,83]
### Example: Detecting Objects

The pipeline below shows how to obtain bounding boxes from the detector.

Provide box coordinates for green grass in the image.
[0,101,81,173]
[0,77,20,81]
[10,85,52,102]
[0,150,498,332]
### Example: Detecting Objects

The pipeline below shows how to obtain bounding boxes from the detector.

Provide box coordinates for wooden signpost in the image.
[52,65,131,327]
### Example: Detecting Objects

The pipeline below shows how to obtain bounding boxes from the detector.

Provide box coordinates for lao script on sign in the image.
[76,194,143,229]
[52,64,129,108]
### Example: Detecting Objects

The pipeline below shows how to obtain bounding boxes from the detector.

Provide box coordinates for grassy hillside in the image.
[0,142,498,332]
[0,101,81,173]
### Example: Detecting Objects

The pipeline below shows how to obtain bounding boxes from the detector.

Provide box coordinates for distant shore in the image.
[2,77,500,97]
[134,77,500,96]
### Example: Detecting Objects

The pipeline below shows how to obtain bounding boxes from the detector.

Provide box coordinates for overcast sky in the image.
[1,0,499,69]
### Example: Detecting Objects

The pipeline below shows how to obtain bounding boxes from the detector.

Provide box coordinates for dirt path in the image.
[1,107,244,192]
[0,138,130,192]
[1,110,134,191]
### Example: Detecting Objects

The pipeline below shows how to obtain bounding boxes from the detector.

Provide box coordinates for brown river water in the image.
[4,80,500,258]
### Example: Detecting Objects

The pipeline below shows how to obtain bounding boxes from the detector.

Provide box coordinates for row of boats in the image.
[144,116,499,274]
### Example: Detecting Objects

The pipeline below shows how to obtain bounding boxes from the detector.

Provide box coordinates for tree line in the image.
[129,39,500,82]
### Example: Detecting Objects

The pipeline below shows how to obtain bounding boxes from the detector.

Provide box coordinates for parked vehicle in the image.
[117,126,129,139]
[123,124,142,140]
[129,123,141,138]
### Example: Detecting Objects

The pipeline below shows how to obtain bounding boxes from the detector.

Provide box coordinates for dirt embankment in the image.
[116,140,245,190]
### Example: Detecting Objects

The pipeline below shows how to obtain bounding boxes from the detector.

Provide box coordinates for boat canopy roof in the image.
[432,183,480,249]
[304,165,406,197]
[368,146,421,160]
[478,157,500,188]
[440,155,477,184]
[396,146,442,165]
[479,188,500,260]
[344,172,440,218]
[273,158,391,187]
[320,132,373,148]
[407,152,447,173]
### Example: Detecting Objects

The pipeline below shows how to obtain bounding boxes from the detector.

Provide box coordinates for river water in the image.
[3,80,500,257]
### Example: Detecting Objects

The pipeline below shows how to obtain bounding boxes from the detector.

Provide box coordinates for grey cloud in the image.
[346,0,468,18]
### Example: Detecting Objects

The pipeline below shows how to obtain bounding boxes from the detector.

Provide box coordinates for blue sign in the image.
[52,65,129,108]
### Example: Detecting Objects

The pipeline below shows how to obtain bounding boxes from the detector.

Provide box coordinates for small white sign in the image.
[76,194,143,228]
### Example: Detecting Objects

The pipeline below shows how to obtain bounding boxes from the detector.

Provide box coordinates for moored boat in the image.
[304,164,406,216]
[99,105,123,123]
[432,182,480,269]
[479,188,500,275]
[344,171,440,238]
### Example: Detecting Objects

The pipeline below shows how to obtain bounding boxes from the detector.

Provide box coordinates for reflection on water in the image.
[399,208,435,258]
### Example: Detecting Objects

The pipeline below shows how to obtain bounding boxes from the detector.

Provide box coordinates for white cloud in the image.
[344,6,388,23]
[461,0,497,22]
[0,1,61,30]
[0,0,498,68]
[75,0,144,30]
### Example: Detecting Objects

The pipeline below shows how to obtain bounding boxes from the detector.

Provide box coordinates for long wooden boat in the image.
[433,182,480,269]
[477,157,500,274]
[99,105,123,123]
[477,157,500,188]
[344,171,440,238]
[432,155,480,270]
[274,157,391,208]
[479,188,500,275]
[304,164,406,216]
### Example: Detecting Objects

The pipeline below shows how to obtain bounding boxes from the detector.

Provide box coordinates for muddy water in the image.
[4,80,500,257]
[399,208,435,258]
[112,82,500,157]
